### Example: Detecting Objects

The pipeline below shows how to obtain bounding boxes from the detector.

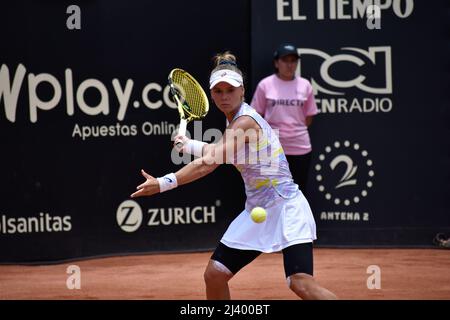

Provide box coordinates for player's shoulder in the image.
[232,114,257,126]
[229,114,259,132]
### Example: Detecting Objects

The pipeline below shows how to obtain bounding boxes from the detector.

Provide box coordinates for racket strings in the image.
[172,72,208,118]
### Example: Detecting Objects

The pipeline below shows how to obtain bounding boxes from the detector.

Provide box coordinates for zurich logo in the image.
[116,200,143,232]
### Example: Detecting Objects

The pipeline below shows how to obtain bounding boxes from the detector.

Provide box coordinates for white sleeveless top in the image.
[221,103,317,252]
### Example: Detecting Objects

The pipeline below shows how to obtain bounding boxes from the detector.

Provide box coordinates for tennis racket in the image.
[168,68,209,148]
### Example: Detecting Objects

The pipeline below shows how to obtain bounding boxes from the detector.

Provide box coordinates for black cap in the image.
[274,43,299,59]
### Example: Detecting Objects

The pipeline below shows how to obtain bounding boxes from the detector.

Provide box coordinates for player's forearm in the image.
[175,156,218,186]
[202,143,214,156]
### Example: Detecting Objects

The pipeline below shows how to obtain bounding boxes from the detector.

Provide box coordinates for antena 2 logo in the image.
[314,141,374,222]
[297,46,393,114]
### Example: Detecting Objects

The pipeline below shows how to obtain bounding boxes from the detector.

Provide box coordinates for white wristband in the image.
[185,140,207,157]
[157,173,178,193]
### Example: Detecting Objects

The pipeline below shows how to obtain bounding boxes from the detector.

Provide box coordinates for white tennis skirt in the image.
[221,191,317,253]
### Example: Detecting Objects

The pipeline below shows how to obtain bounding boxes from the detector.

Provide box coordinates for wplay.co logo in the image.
[297,46,392,95]
[314,140,375,206]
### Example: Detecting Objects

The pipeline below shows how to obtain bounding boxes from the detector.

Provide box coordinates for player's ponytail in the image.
[213,51,237,68]
[211,51,244,79]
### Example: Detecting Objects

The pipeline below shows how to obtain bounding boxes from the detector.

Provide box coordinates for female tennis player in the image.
[131,52,337,300]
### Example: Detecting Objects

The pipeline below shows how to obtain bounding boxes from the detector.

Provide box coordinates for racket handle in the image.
[178,119,187,136]
[176,119,187,150]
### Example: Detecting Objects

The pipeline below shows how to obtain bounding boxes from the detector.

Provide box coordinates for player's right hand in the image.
[173,135,189,153]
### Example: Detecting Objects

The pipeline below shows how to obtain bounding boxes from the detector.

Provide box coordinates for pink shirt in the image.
[251,74,318,155]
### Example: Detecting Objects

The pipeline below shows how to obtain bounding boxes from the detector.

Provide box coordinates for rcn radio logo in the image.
[116,200,218,232]
[297,46,393,114]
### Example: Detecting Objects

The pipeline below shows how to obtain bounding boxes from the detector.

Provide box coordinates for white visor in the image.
[209,70,243,89]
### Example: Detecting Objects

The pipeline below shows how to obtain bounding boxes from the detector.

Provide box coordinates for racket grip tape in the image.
[178,119,187,137]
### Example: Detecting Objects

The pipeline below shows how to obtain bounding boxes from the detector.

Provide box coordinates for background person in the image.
[251,43,319,195]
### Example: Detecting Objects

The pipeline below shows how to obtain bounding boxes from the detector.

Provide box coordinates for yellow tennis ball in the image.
[250,207,267,223]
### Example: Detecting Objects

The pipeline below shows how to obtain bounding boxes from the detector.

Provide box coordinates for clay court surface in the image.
[1,249,449,300]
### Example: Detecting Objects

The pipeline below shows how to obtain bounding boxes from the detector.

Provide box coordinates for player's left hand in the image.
[130,169,160,198]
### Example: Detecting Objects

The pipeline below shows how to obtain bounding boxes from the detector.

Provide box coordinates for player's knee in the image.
[287,273,314,299]
[204,260,232,286]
